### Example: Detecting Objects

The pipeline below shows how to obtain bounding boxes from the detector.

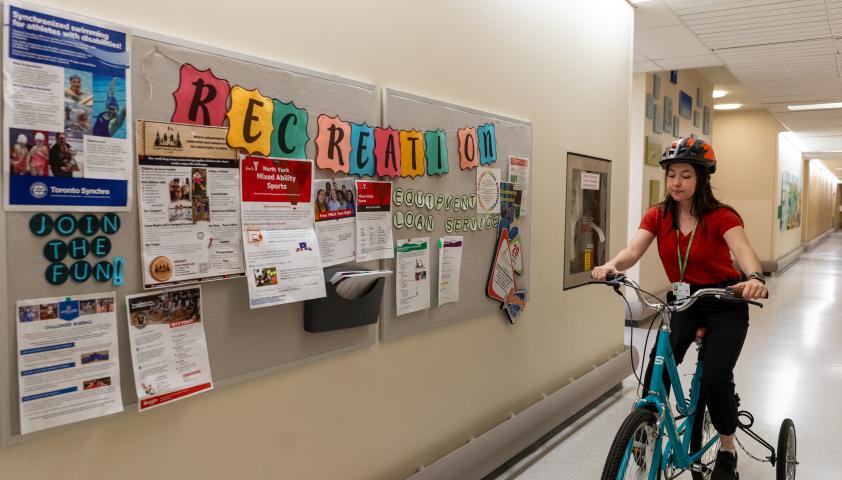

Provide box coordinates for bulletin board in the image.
[380,89,532,341]
[0,29,379,444]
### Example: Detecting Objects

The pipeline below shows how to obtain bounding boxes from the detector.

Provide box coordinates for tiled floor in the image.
[498,231,842,479]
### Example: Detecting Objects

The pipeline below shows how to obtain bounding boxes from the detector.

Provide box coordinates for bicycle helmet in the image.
[660,137,717,174]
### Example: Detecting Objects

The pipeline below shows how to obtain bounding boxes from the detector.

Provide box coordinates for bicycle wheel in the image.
[601,408,662,480]
[776,418,797,480]
[690,401,719,479]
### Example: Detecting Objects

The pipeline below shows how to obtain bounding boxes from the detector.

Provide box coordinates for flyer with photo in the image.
[16,292,123,434]
[508,156,530,216]
[396,238,431,316]
[137,121,245,289]
[3,1,133,211]
[241,156,326,308]
[355,180,394,262]
[125,286,213,411]
[313,177,356,267]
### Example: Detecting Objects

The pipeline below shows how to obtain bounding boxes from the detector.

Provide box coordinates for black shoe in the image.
[711,450,738,480]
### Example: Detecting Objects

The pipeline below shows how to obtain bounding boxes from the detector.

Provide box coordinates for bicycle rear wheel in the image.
[776,418,796,480]
[690,401,719,479]
[601,408,662,480]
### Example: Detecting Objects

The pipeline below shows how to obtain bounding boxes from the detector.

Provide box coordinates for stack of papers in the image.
[330,270,392,300]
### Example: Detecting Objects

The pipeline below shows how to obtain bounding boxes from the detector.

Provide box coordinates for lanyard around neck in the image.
[676,222,698,282]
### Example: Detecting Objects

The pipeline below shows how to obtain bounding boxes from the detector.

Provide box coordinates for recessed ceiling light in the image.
[787,102,842,111]
[714,103,742,110]
[712,90,728,98]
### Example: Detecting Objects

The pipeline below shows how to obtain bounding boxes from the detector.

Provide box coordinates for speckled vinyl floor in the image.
[497,231,842,479]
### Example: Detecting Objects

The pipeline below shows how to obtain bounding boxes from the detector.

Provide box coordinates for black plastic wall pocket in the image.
[304,267,385,333]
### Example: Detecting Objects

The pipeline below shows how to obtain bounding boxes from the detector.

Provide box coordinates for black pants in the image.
[643,290,749,435]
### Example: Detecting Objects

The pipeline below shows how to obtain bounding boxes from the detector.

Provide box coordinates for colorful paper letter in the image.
[270,100,309,159]
[350,122,376,177]
[375,127,401,178]
[226,86,274,155]
[424,130,448,176]
[315,115,352,174]
[171,64,231,127]
[400,130,425,178]
[477,123,497,165]
[458,127,479,170]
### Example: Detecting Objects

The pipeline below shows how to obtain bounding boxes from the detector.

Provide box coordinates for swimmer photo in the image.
[92,75,127,138]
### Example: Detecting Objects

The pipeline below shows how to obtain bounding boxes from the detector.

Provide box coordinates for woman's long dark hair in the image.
[660,163,741,228]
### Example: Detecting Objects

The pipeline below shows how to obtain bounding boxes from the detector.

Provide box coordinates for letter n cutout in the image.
[477,123,497,165]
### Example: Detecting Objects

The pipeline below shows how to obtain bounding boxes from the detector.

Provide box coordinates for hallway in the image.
[499,231,842,479]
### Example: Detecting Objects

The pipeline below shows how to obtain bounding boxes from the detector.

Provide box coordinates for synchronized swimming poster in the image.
[3,0,133,210]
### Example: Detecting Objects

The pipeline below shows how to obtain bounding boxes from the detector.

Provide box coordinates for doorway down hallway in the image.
[498,231,842,479]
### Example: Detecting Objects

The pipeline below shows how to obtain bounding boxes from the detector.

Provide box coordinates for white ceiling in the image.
[633,0,842,180]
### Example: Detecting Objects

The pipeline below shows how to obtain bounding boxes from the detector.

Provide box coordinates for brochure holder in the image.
[304,267,386,332]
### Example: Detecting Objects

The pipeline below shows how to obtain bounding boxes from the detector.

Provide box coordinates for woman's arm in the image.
[591,229,656,280]
[723,226,768,299]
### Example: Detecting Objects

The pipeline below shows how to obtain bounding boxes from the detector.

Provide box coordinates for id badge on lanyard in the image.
[673,222,698,300]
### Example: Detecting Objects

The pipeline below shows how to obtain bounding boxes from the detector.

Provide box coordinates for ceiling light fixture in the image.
[712,90,727,98]
[787,102,842,111]
[714,103,742,110]
[629,0,654,4]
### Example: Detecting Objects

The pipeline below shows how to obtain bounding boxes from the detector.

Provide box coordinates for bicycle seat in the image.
[695,327,706,340]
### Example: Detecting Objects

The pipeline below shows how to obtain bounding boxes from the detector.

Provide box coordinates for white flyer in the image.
[314,177,356,267]
[3,1,133,211]
[476,167,502,215]
[243,228,326,308]
[581,172,601,190]
[396,238,431,316]
[137,121,244,288]
[16,292,123,434]
[508,156,530,216]
[125,286,213,411]
[241,156,326,308]
[355,180,394,262]
[437,236,464,306]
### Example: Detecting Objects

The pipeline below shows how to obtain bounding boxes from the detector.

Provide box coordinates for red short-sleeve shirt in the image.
[639,206,743,285]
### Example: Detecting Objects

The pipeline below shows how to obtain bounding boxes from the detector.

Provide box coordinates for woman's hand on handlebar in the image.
[591,264,620,281]
[731,278,768,300]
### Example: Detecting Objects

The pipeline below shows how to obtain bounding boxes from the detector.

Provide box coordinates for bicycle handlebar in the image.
[591,274,765,312]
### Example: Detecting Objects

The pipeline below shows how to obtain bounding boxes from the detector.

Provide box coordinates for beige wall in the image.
[0,2,634,479]
[711,109,784,264]
[803,160,838,241]
[637,70,713,292]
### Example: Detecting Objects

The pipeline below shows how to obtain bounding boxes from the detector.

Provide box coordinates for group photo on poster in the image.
[241,156,326,308]
[313,177,356,267]
[3,1,132,210]
[137,121,245,289]
[125,286,213,411]
[16,292,123,434]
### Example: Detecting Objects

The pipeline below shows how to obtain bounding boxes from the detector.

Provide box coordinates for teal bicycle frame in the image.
[617,324,720,478]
